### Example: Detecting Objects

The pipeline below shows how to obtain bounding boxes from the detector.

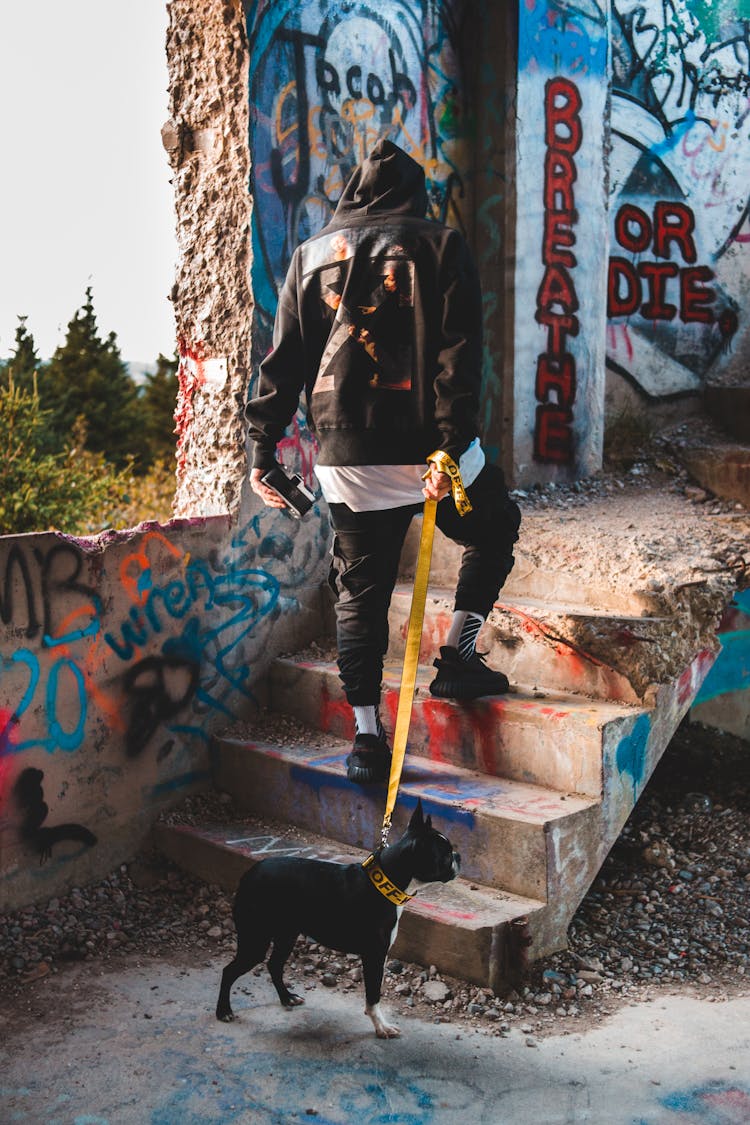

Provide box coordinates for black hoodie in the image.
[246,139,483,471]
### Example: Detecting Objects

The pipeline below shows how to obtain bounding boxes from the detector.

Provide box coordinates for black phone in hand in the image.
[261,466,315,518]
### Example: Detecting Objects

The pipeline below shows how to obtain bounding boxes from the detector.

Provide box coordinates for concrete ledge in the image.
[388,586,644,704]
[680,443,750,508]
[267,655,642,796]
[211,736,597,900]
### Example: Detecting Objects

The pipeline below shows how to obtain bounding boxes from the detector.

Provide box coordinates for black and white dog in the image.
[216,800,460,1037]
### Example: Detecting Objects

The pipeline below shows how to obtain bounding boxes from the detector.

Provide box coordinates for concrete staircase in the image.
[156,522,716,991]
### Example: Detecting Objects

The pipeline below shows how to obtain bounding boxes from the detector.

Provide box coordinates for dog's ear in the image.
[408,798,424,832]
[424,813,432,831]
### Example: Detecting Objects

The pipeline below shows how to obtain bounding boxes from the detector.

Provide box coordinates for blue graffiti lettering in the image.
[615,712,651,798]
[104,561,281,663]
[46,659,87,753]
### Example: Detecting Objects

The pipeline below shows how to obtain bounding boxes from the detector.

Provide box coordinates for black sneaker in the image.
[429,646,509,700]
[346,733,391,784]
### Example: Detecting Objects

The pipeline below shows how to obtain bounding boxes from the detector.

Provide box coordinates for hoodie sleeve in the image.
[245,251,305,471]
[432,231,483,463]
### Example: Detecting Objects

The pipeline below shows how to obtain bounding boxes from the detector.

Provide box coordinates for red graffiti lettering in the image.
[680,266,715,324]
[543,150,576,212]
[615,204,652,254]
[544,78,583,155]
[543,210,577,268]
[608,257,640,317]
[536,354,576,410]
[639,261,679,320]
[534,404,574,464]
[534,79,582,465]
[537,264,579,315]
[653,201,697,263]
[609,201,715,325]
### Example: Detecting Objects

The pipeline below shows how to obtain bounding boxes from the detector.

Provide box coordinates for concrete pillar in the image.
[164,0,251,518]
[472,2,517,479]
[511,1,611,486]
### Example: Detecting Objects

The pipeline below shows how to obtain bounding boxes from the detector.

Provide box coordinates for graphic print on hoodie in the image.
[313,233,415,395]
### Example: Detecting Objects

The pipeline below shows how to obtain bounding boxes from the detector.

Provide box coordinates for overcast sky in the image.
[0,2,177,364]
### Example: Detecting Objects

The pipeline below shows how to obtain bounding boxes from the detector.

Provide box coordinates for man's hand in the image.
[422,463,452,501]
[250,467,287,509]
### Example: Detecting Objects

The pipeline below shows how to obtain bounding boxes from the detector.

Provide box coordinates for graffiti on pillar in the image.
[535,77,583,464]
[515,0,609,480]
[608,1,750,397]
[244,0,468,356]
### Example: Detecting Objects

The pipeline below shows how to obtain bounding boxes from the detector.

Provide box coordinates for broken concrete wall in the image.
[606,1,750,403]
[0,513,330,910]
[164,0,252,519]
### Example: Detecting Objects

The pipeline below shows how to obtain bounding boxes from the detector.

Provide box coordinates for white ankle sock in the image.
[446,611,484,660]
[353,705,386,740]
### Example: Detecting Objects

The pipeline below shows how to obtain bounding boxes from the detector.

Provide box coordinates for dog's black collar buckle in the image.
[362,854,413,906]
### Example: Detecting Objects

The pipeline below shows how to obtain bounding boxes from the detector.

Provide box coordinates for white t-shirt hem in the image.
[315,439,485,512]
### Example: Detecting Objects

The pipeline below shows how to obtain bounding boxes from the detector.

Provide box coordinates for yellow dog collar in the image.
[362,854,413,906]
[423,449,473,516]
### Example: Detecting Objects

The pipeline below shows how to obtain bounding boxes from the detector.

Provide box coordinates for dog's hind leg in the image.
[216,933,270,1022]
[362,950,400,1038]
[267,930,304,1008]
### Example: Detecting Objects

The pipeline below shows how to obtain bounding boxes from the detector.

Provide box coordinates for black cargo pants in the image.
[327,463,521,706]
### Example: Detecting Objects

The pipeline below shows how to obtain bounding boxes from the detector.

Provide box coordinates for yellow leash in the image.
[381,496,437,846]
[379,451,472,847]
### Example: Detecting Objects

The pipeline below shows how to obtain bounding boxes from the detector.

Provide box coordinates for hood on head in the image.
[333,139,428,219]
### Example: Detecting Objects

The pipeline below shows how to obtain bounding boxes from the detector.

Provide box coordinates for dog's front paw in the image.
[366,1003,401,1039]
[216,1007,235,1022]
[280,991,305,1008]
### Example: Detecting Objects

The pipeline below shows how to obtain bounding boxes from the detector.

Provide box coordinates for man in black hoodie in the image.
[247,140,521,784]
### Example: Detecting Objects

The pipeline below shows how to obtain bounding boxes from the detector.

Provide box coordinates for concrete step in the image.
[154,817,547,989]
[211,734,598,902]
[387,585,668,704]
[398,522,661,617]
[267,655,641,797]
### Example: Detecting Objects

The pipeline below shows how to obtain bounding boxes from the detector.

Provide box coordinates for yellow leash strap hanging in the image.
[381,495,437,846]
[379,450,472,847]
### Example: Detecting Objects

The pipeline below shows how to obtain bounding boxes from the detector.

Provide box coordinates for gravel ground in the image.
[2,719,748,1038]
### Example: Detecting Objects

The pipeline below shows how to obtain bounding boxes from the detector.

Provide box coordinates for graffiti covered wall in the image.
[607,0,750,398]
[512,0,610,485]
[0,511,330,909]
[245,0,472,348]
[692,587,750,739]
[243,0,478,476]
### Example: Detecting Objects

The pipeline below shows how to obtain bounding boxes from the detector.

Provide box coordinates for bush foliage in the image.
[1,294,178,536]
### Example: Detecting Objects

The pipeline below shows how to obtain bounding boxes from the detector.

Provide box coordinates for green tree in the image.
[0,376,131,536]
[39,288,147,469]
[140,351,179,466]
[2,316,40,393]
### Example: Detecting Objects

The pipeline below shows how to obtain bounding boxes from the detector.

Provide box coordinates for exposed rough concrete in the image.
[502,489,742,701]
[400,470,747,704]
[164,0,251,518]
